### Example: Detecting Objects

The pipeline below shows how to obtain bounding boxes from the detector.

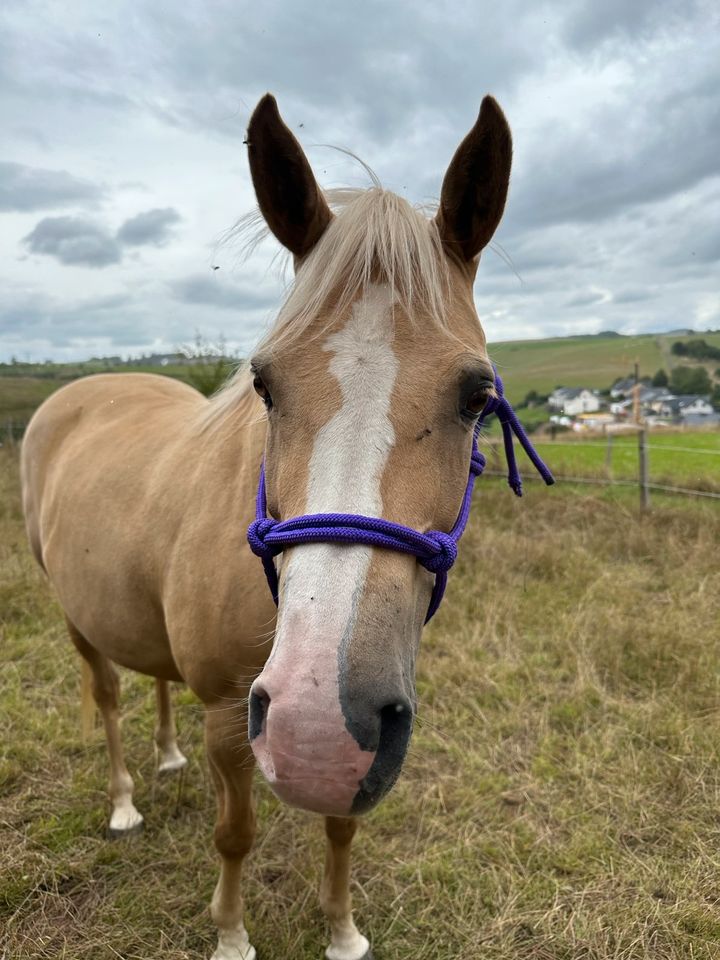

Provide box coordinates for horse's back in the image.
[21,373,205,678]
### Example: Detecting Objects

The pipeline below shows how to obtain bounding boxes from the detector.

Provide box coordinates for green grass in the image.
[484,429,720,495]
[2,449,720,958]
[0,365,193,424]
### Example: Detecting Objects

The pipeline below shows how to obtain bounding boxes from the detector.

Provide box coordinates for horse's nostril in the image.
[378,700,413,762]
[248,686,270,741]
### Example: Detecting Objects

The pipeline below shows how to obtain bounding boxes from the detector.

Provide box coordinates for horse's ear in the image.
[435,96,512,263]
[246,94,332,259]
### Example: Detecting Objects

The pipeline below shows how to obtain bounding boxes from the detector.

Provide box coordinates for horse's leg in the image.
[154,679,188,773]
[67,620,143,836]
[205,704,257,960]
[320,817,372,960]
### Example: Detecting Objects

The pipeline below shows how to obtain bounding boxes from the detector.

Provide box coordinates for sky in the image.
[1,0,719,362]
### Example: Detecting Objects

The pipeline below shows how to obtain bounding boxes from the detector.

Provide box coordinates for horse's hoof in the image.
[158,753,188,775]
[106,816,145,840]
[325,939,373,960]
[210,938,256,959]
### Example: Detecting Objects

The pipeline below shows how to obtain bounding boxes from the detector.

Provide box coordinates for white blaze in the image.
[277,283,398,637]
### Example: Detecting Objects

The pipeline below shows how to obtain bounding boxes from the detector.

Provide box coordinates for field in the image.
[0,364,193,426]
[490,331,720,404]
[2,449,720,959]
[482,430,720,496]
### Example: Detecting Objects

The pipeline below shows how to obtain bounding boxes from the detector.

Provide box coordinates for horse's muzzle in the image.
[248,678,414,816]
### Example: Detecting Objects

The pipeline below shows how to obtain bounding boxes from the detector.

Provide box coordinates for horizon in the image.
[3,327,720,368]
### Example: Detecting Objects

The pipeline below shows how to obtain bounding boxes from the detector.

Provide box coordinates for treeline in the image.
[672,339,720,361]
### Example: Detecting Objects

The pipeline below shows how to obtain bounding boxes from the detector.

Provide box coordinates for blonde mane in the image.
[203,186,451,427]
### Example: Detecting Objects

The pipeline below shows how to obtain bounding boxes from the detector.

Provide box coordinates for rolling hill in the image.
[489,331,720,404]
[1,331,719,424]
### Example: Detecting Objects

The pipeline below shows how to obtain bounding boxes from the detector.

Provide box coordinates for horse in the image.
[21,92,518,960]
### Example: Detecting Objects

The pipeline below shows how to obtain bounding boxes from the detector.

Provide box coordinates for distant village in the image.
[546,381,717,432]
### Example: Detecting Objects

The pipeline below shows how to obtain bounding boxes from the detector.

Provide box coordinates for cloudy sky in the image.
[2,0,719,362]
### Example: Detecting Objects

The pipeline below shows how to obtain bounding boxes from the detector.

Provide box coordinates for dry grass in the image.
[1,448,720,959]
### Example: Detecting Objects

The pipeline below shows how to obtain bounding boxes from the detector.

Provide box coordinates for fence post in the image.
[638,428,650,512]
[605,433,614,477]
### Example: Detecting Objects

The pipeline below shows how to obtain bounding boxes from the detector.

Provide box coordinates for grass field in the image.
[2,449,720,959]
[482,429,720,496]
[0,364,194,426]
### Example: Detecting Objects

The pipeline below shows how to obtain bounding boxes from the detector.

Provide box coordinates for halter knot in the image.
[420,532,458,574]
[469,449,486,477]
[247,517,279,558]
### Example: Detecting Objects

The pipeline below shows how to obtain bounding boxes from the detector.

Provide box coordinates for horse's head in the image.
[246,94,511,816]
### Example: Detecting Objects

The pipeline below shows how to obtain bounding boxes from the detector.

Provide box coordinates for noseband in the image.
[247,370,554,622]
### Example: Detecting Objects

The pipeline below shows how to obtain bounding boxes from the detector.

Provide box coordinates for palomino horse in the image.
[21,93,538,960]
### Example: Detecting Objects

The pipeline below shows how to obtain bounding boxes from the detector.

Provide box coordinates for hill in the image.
[489,331,720,404]
[1,330,719,426]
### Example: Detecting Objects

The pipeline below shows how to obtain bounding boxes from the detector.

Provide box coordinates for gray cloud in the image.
[22,207,184,269]
[117,207,181,246]
[0,161,103,211]
[565,290,606,308]
[23,216,122,267]
[565,0,703,50]
[170,273,277,311]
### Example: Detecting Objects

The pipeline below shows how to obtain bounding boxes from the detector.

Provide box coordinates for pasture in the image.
[2,447,720,959]
[485,430,720,496]
[490,331,720,404]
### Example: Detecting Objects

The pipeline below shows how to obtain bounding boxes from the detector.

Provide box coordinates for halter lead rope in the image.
[247,370,554,622]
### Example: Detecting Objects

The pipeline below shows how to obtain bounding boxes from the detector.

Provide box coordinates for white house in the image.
[610,377,637,399]
[548,387,601,416]
[657,396,715,418]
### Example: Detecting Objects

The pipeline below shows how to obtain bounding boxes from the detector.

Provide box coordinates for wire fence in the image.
[482,468,720,501]
[483,428,720,505]
[3,417,719,504]
[527,438,720,456]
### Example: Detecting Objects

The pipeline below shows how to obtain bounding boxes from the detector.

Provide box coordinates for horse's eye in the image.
[253,375,273,410]
[462,382,493,418]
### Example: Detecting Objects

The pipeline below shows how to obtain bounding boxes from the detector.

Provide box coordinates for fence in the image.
[4,418,719,506]
[483,429,720,506]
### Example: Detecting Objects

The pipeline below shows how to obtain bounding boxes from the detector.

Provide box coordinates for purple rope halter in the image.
[247,370,554,622]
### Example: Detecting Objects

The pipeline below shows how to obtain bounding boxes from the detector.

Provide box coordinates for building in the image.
[658,395,715,419]
[610,377,637,399]
[548,387,601,416]
[572,412,616,432]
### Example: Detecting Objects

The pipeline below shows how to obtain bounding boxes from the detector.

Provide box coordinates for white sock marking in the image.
[109,798,143,833]
[211,926,256,960]
[326,923,370,960]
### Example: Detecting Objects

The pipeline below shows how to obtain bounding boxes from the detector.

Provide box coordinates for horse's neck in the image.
[186,390,267,502]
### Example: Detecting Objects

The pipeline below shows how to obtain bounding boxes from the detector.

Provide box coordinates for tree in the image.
[671,338,720,361]
[180,333,238,397]
[651,369,668,387]
[670,365,711,396]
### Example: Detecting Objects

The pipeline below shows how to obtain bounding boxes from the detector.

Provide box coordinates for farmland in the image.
[490,331,720,404]
[482,429,720,496]
[2,448,720,959]
[3,330,720,424]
